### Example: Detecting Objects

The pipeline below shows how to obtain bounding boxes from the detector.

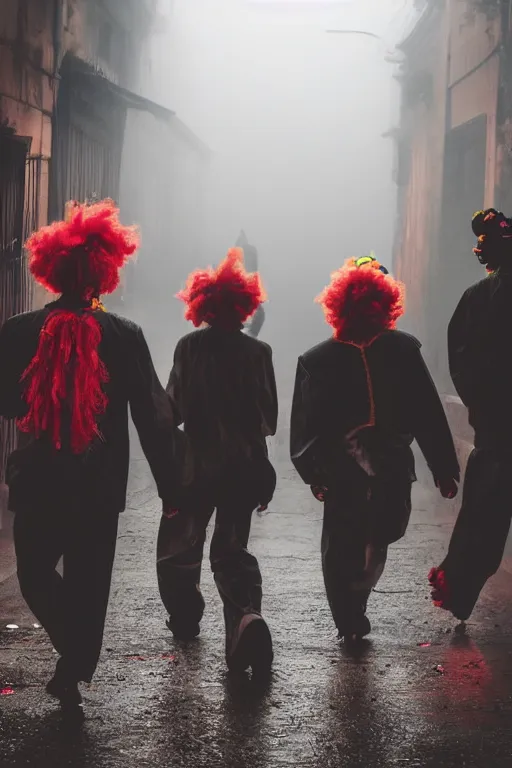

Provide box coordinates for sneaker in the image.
[46,674,83,715]
[166,618,201,641]
[227,613,273,676]
[338,613,371,642]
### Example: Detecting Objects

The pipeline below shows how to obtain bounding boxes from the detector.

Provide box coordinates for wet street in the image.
[1,451,512,768]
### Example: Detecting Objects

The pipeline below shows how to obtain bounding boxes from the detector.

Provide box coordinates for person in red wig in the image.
[0,200,181,715]
[429,209,512,623]
[290,254,459,641]
[157,247,277,677]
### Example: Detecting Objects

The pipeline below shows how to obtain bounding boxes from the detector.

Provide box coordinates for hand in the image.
[311,485,328,502]
[436,478,458,500]
[162,502,180,519]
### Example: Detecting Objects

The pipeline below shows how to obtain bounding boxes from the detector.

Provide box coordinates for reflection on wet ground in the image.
[1,466,512,766]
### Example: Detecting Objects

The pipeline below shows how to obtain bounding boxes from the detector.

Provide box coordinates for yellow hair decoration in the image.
[90,298,106,312]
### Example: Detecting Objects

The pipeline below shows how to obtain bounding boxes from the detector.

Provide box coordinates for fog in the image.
[121,0,418,413]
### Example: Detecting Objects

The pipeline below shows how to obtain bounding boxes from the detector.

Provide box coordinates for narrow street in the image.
[1,448,512,768]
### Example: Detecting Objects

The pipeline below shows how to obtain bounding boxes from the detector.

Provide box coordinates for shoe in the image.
[166,618,201,641]
[227,613,273,677]
[428,567,471,622]
[338,613,371,642]
[46,675,83,713]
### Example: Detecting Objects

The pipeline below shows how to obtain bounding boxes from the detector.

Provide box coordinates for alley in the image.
[1,452,512,768]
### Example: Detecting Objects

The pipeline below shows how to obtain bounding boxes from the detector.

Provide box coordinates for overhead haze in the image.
[125,0,418,405]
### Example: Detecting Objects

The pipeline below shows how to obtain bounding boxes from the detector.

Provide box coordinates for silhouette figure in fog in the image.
[291,254,459,641]
[0,201,181,717]
[157,247,277,677]
[430,208,512,621]
[236,230,265,339]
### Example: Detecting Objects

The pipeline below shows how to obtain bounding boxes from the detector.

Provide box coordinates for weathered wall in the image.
[64,0,157,90]
[394,2,450,343]
[0,0,56,237]
[395,0,502,346]
[449,1,500,207]
[394,0,505,466]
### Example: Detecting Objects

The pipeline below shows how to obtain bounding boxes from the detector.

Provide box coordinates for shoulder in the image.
[244,334,273,357]
[459,275,494,305]
[174,328,207,350]
[376,329,422,351]
[99,312,143,339]
[300,338,338,368]
[1,308,49,335]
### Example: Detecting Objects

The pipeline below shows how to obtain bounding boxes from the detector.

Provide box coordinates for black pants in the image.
[156,488,262,640]
[13,504,119,683]
[439,447,512,620]
[322,466,412,631]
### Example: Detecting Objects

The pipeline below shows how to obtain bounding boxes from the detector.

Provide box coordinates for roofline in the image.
[396,2,437,53]
[62,54,211,157]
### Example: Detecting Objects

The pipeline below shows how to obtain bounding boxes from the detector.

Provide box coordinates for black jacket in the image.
[0,299,180,513]
[290,330,459,487]
[448,270,512,449]
[166,326,278,501]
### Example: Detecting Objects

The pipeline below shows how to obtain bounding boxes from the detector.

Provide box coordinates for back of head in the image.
[177,247,266,331]
[19,199,139,454]
[26,199,138,301]
[317,255,405,345]
[472,208,512,273]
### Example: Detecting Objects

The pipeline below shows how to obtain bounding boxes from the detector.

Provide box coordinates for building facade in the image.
[0,0,208,532]
[394,0,511,460]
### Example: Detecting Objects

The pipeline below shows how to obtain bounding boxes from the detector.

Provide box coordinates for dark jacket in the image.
[0,299,180,513]
[448,270,512,449]
[290,330,459,487]
[166,326,278,503]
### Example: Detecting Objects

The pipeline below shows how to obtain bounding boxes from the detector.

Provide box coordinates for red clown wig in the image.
[19,200,139,454]
[317,258,405,345]
[26,199,139,297]
[178,247,266,329]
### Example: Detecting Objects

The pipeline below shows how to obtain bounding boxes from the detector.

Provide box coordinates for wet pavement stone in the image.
[1,456,512,767]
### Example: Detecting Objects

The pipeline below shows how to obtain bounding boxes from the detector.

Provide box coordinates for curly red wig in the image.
[25,199,139,297]
[317,258,405,344]
[177,247,266,329]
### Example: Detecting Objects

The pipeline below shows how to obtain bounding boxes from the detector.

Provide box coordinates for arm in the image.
[165,339,185,427]
[290,358,326,486]
[448,291,476,407]
[0,318,28,419]
[260,345,278,437]
[408,345,460,485]
[128,328,183,504]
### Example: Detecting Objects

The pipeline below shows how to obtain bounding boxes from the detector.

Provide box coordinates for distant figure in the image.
[157,248,277,676]
[430,209,512,621]
[291,254,459,641]
[0,201,181,717]
[236,230,266,338]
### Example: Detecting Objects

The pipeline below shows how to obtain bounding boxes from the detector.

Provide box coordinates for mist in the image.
[120,0,418,411]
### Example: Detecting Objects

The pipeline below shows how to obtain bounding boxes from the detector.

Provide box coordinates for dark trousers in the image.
[439,447,512,620]
[13,504,119,683]
[156,489,262,640]
[322,466,412,631]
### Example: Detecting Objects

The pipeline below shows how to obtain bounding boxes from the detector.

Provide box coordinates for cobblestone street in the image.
[1,450,512,767]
